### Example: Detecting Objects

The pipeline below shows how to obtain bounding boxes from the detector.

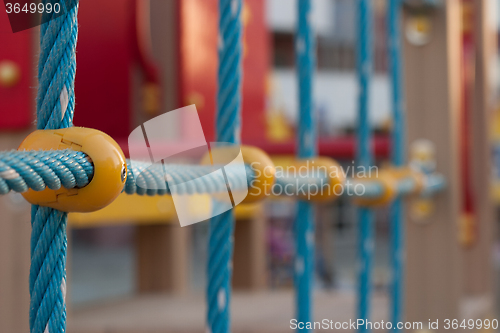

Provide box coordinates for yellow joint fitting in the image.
[387,166,425,195]
[291,157,345,202]
[202,145,276,204]
[18,127,127,213]
[353,169,398,207]
[239,146,275,204]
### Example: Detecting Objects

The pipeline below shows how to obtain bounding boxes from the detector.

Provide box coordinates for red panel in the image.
[246,135,391,159]
[179,0,218,142]
[0,8,33,130]
[74,0,134,140]
[241,0,270,142]
[180,0,269,143]
[117,135,390,160]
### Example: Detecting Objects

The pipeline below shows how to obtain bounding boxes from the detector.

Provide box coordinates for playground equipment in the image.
[0,0,496,332]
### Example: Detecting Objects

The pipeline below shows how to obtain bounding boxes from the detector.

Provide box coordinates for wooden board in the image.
[462,0,496,297]
[0,133,33,333]
[403,0,463,323]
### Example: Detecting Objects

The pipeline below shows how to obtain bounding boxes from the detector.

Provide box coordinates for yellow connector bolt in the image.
[18,127,127,212]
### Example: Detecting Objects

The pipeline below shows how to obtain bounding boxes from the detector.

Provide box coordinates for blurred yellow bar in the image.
[68,154,296,228]
[69,192,263,228]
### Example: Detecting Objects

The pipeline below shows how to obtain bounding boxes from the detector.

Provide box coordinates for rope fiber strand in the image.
[0,150,445,199]
[206,0,243,332]
[356,0,375,332]
[387,0,406,330]
[294,1,317,332]
[0,150,92,195]
[30,1,78,333]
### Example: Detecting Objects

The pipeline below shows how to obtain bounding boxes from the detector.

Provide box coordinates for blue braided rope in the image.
[30,2,78,333]
[0,150,446,201]
[0,150,92,195]
[129,167,444,198]
[206,0,243,332]
[356,0,374,331]
[125,162,252,196]
[387,0,406,330]
[0,150,252,196]
[294,1,316,331]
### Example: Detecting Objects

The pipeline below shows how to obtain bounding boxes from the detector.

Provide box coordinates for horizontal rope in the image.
[124,161,252,196]
[0,150,93,195]
[0,150,446,200]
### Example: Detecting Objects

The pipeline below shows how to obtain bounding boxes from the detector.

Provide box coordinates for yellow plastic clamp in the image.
[291,157,345,202]
[388,167,425,194]
[353,169,398,207]
[202,145,276,204]
[18,127,127,213]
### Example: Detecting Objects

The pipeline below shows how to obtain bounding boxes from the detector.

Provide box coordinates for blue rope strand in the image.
[0,151,446,201]
[206,0,243,332]
[30,2,78,333]
[294,1,316,331]
[356,0,374,331]
[387,0,406,329]
[0,150,92,194]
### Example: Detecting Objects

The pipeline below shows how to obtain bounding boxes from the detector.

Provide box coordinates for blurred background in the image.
[0,0,499,332]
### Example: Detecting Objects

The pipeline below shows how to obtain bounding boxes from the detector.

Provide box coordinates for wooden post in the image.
[135,0,190,295]
[461,0,496,303]
[233,210,267,290]
[137,223,190,293]
[403,0,463,324]
[0,133,32,333]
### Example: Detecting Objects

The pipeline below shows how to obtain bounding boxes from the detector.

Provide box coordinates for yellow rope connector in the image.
[353,169,398,207]
[353,167,425,207]
[291,157,345,202]
[389,167,425,194]
[202,145,276,204]
[18,127,127,212]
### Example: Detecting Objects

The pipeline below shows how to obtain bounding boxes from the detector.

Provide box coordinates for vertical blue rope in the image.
[294,0,316,331]
[30,2,78,333]
[356,0,374,331]
[387,0,406,329]
[206,0,243,332]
